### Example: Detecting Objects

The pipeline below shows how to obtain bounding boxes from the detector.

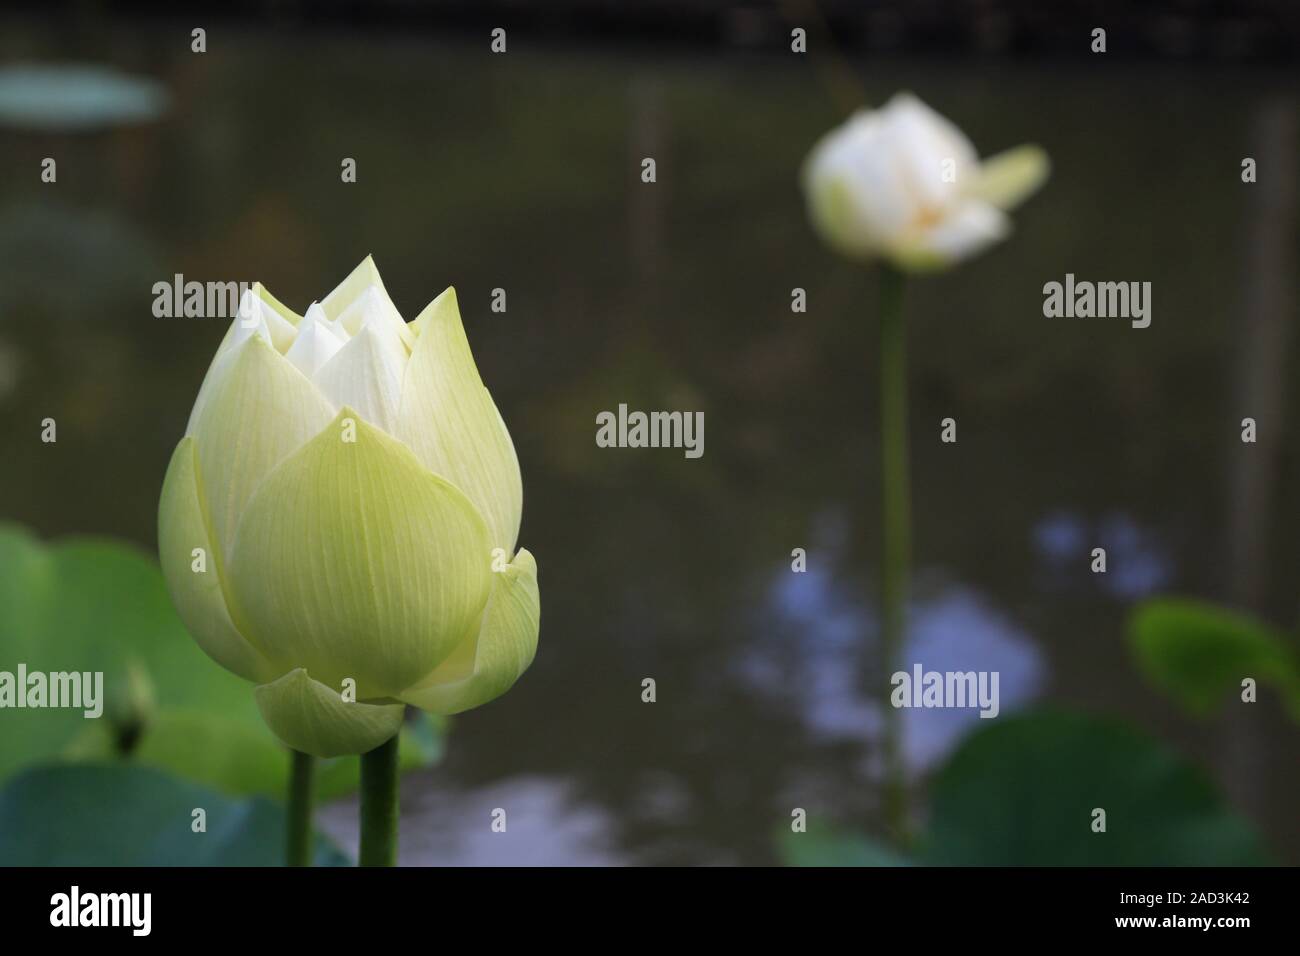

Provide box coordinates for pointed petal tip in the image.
[359,254,383,284]
[430,285,459,312]
[327,404,395,440]
[412,286,461,335]
[398,284,520,552]
[251,281,303,327]
[510,546,537,579]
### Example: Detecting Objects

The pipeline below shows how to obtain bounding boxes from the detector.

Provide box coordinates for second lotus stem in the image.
[359,734,400,866]
[878,265,911,844]
[287,748,315,867]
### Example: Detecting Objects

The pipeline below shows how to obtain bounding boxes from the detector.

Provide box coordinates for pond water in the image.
[0,24,1296,864]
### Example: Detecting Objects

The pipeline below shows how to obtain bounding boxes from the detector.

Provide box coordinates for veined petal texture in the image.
[398,288,522,553]
[256,667,405,758]
[226,409,494,698]
[401,548,539,715]
[157,437,281,683]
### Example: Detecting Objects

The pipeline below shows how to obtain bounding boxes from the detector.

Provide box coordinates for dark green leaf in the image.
[0,523,445,797]
[779,822,910,867]
[0,524,249,780]
[922,712,1269,865]
[1129,598,1300,719]
[0,763,347,866]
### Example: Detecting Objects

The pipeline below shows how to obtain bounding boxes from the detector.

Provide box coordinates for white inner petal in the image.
[882,93,979,212]
[814,114,911,250]
[337,285,415,350]
[916,199,1009,260]
[284,306,347,378]
[226,289,297,355]
[261,303,298,352]
[311,323,409,432]
[227,290,275,351]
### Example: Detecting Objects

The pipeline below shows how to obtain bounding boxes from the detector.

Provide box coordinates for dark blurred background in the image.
[0,1,1296,864]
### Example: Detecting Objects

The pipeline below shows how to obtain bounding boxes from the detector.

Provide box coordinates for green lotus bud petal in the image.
[320,256,401,333]
[251,280,303,327]
[226,408,493,698]
[969,144,1050,212]
[256,301,298,354]
[255,667,405,758]
[397,288,522,553]
[157,436,280,683]
[400,549,539,715]
[185,285,301,434]
[188,335,337,559]
[229,285,300,354]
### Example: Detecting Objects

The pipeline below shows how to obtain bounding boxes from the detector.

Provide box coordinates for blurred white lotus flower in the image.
[801,92,1049,271]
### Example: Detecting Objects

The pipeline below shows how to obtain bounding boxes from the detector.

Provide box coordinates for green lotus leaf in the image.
[0,763,347,866]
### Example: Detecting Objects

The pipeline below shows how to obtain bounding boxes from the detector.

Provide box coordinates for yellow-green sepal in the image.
[255,668,405,758]
[187,335,337,558]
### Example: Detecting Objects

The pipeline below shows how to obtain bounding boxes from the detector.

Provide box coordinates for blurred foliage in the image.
[0,763,347,866]
[0,522,442,799]
[1129,598,1300,720]
[783,712,1268,866]
[778,823,908,867]
[923,713,1268,865]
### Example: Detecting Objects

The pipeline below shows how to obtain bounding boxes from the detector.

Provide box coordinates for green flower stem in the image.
[287,749,315,867]
[878,265,910,844]
[359,734,400,866]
